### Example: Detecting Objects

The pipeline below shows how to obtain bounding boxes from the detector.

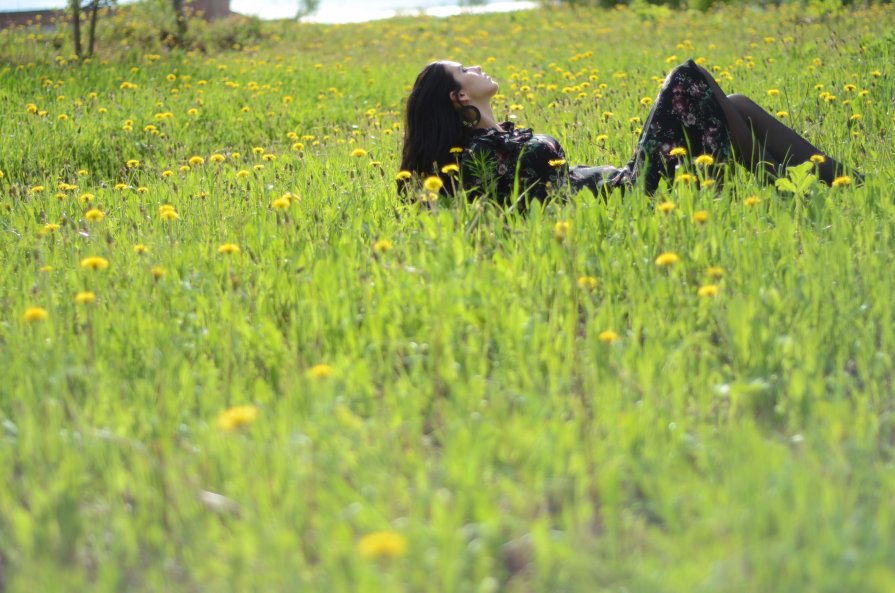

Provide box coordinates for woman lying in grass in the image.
[398,59,859,209]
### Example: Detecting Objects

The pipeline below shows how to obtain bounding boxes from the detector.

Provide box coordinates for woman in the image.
[399,59,859,209]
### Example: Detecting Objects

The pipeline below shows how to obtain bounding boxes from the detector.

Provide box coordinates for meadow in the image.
[1,2,895,591]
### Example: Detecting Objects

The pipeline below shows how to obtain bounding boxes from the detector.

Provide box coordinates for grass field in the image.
[1,2,895,591]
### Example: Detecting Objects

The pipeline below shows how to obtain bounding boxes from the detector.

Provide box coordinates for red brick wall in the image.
[0,9,60,30]
[0,0,231,30]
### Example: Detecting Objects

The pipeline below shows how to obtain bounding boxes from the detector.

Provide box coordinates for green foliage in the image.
[1,3,895,592]
[774,161,817,197]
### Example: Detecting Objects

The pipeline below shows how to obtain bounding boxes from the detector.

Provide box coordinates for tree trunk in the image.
[87,0,100,56]
[71,0,82,58]
[172,0,187,44]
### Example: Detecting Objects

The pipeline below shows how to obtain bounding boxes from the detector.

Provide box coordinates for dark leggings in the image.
[697,67,853,185]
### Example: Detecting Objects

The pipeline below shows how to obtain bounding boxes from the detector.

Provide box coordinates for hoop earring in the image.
[459,105,481,129]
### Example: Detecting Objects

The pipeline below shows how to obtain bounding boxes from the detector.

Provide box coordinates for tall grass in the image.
[1,3,894,591]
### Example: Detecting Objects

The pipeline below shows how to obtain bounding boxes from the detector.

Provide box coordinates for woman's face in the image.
[442,61,499,104]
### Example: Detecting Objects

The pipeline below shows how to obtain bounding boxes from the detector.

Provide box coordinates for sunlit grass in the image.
[1,2,895,592]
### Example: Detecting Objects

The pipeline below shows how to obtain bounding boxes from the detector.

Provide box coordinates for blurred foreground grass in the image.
[1,2,895,591]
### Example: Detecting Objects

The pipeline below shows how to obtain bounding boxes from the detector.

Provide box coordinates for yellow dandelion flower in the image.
[809,154,826,164]
[373,239,393,254]
[596,134,609,143]
[216,405,260,431]
[23,306,49,323]
[849,113,862,121]
[694,154,714,166]
[161,170,174,178]
[697,284,719,298]
[85,208,104,222]
[350,148,368,158]
[134,244,149,254]
[655,252,680,267]
[160,209,180,221]
[308,364,333,379]
[236,170,250,179]
[767,89,780,96]
[262,153,276,162]
[693,210,710,223]
[188,156,205,166]
[42,223,61,234]
[676,173,697,184]
[114,183,128,191]
[395,170,412,182]
[844,83,857,92]
[292,142,305,151]
[669,146,687,158]
[776,111,789,118]
[449,146,464,154]
[217,243,240,255]
[126,159,140,168]
[210,154,226,163]
[423,176,443,193]
[657,201,676,213]
[441,164,460,175]
[597,330,619,343]
[548,158,567,168]
[554,220,571,242]
[832,176,852,187]
[700,178,716,189]
[640,97,653,106]
[253,164,265,171]
[80,256,109,270]
[357,531,407,560]
[272,197,291,211]
[151,266,166,279]
[745,196,761,206]
[30,185,45,194]
[74,291,96,304]
[706,266,725,278]
[871,70,881,78]
[577,276,598,291]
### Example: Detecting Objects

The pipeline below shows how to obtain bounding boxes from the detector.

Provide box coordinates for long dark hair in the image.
[399,62,465,193]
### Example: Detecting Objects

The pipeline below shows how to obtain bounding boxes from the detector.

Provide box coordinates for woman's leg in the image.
[725,93,848,185]
[696,64,851,185]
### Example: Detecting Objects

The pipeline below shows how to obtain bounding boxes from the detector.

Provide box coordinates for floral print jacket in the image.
[457,59,733,209]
